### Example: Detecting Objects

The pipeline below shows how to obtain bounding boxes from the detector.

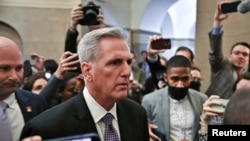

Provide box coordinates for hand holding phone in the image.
[211,98,229,112]
[65,53,80,72]
[66,53,79,62]
[152,128,167,141]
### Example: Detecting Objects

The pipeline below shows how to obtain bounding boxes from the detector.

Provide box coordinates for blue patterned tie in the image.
[102,113,120,141]
[0,101,12,141]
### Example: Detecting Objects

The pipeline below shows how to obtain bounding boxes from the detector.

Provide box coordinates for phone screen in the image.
[221,1,241,14]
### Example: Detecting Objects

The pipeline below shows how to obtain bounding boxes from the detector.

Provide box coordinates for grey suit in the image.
[141,87,207,141]
[206,32,236,98]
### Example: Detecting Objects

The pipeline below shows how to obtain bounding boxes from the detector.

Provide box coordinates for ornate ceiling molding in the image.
[0,0,81,9]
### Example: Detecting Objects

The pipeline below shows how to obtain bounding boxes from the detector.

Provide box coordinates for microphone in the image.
[238,0,250,13]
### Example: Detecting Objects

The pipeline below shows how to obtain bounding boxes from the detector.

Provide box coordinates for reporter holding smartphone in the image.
[144,35,168,93]
[198,71,250,140]
[144,35,199,93]
[198,95,225,140]
[205,0,250,99]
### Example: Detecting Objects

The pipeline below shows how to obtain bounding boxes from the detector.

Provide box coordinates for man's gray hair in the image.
[77,27,129,63]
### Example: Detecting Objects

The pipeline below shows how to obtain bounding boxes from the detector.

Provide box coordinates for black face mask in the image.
[189,81,201,91]
[168,86,189,100]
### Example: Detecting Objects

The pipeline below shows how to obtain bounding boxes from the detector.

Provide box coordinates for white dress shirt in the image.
[169,95,194,141]
[4,93,25,141]
[83,88,120,141]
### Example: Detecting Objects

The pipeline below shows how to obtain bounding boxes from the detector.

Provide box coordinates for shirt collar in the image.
[3,92,16,109]
[83,88,117,123]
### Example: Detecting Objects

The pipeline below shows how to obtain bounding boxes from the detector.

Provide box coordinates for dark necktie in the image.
[102,113,119,141]
[0,101,12,141]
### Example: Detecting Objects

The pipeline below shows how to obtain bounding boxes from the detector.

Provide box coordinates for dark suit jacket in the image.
[15,89,47,123]
[145,55,166,91]
[64,28,78,53]
[205,32,236,98]
[20,93,149,141]
[39,74,62,107]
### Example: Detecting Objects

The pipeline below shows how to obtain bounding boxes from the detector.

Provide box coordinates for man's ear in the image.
[81,62,92,81]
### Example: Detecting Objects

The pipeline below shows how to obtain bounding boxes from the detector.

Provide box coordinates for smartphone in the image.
[66,53,79,61]
[43,133,100,141]
[23,55,36,65]
[152,128,167,141]
[151,38,171,50]
[221,1,241,14]
[66,53,79,65]
[211,98,229,111]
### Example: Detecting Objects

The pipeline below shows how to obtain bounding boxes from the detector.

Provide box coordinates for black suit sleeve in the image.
[64,28,79,53]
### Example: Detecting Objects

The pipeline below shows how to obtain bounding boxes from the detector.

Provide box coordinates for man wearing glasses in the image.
[206,1,250,99]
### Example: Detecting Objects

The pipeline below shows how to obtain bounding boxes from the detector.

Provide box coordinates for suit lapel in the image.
[15,90,34,123]
[72,93,98,134]
[187,90,201,141]
[116,101,135,141]
[161,87,171,141]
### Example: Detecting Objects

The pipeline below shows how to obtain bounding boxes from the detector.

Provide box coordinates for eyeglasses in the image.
[232,51,249,57]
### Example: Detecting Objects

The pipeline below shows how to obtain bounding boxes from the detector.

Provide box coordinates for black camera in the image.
[79,1,101,25]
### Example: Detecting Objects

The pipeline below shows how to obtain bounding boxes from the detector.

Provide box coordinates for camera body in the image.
[79,1,101,25]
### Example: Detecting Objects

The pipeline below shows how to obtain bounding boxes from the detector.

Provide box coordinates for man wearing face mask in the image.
[190,66,203,91]
[142,55,207,141]
[145,35,204,93]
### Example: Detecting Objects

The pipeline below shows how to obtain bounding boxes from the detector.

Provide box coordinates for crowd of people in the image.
[1,1,250,141]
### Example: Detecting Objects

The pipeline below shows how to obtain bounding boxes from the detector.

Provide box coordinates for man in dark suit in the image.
[0,36,47,141]
[20,27,149,141]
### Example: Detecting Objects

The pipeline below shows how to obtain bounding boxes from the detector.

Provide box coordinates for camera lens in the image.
[78,1,100,25]
[85,9,98,24]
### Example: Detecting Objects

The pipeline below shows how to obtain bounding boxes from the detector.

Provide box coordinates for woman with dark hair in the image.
[22,72,48,94]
